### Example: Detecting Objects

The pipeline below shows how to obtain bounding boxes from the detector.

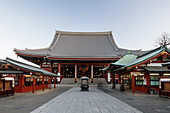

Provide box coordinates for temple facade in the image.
[14,30,146,83]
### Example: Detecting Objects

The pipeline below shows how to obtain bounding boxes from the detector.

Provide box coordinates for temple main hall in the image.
[14,30,146,83]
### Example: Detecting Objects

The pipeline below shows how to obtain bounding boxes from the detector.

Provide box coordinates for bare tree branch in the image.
[154,32,170,47]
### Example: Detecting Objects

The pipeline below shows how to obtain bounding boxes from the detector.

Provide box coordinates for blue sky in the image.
[0,0,170,64]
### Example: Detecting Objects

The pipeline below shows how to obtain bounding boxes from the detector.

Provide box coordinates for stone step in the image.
[61,78,109,86]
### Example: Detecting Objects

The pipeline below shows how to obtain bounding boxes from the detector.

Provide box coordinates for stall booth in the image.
[0,74,17,97]
[159,62,170,97]
[0,60,18,97]
[159,76,170,98]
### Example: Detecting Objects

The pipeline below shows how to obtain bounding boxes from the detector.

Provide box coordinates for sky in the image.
[0,0,170,66]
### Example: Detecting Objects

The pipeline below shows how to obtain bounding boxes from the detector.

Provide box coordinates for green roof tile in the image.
[111,46,170,71]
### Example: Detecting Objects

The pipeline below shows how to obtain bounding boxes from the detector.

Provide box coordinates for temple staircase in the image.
[60,78,75,84]
[60,78,111,87]
[91,78,109,87]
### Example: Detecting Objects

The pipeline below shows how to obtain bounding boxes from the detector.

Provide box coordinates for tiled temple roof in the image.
[6,58,59,77]
[14,30,146,59]
[109,45,170,72]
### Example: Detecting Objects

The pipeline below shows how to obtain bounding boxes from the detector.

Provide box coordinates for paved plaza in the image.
[100,87,170,113]
[0,86,72,113]
[31,87,142,113]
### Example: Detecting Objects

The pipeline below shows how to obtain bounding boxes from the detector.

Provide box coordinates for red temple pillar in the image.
[103,65,106,78]
[54,77,56,88]
[112,73,115,89]
[63,66,65,80]
[91,65,93,83]
[117,74,121,90]
[111,73,113,83]
[49,77,51,89]
[42,76,45,91]
[74,65,77,83]
[147,74,150,87]
[20,76,25,93]
[32,78,36,93]
[58,64,61,83]
[132,75,135,94]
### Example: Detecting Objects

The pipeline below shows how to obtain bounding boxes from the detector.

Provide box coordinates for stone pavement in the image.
[100,87,170,113]
[31,87,142,113]
[0,86,72,113]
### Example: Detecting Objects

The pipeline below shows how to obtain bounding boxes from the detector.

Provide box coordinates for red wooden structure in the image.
[105,45,170,94]
[0,58,59,94]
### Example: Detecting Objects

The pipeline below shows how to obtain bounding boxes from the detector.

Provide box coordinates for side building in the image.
[106,45,170,94]
[14,30,146,83]
[0,58,58,95]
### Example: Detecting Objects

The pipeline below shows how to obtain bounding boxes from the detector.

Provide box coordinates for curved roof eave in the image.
[6,57,58,77]
[123,47,169,70]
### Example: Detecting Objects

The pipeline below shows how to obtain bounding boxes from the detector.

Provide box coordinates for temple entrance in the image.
[64,65,75,78]
[93,65,104,78]
[78,65,91,78]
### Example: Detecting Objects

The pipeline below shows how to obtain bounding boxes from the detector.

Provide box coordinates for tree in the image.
[155,32,170,47]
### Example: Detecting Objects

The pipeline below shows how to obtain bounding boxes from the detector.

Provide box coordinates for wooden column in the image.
[103,65,106,78]
[91,65,93,83]
[112,73,115,89]
[42,76,45,91]
[63,66,65,78]
[132,75,135,94]
[58,64,61,83]
[117,74,121,90]
[118,74,121,84]
[18,76,22,92]
[54,77,56,88]
[147,74,150,87]
[20,76,25,93]
[49,77,51,89]
[75,65,77,83]
[32,78,36,93]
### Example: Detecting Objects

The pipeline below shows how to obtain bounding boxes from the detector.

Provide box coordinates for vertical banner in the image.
[57,72,60,82]
[108,72,110,82]
[143,78,147,85]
